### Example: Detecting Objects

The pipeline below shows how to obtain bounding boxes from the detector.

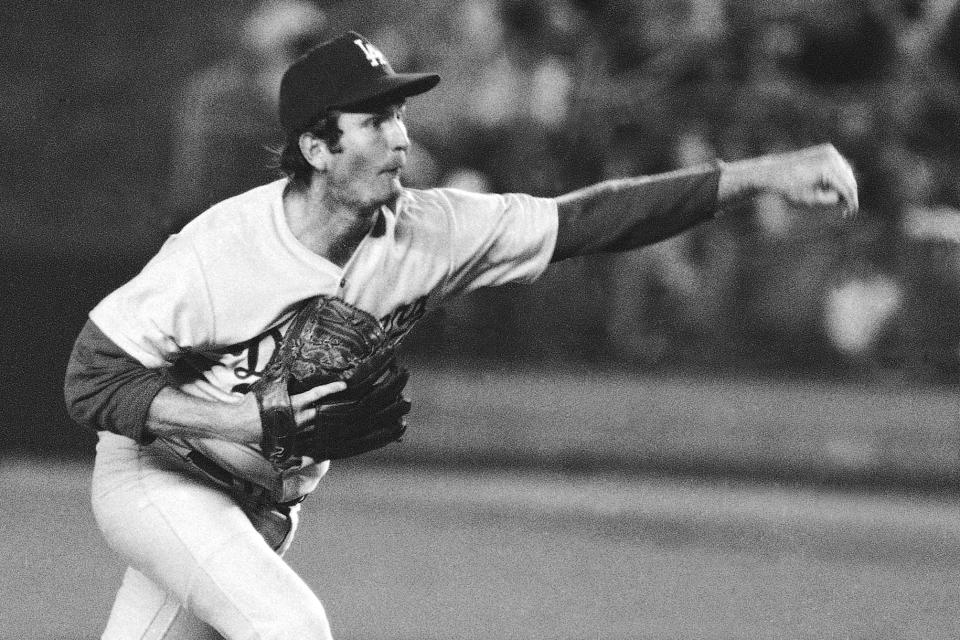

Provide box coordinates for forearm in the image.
[552,163,721,261]
[146,386,260,444]
[716,154,783,205]
[64,319,259,444]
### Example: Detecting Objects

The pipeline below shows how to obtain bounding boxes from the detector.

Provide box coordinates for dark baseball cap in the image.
[279,31,440,135]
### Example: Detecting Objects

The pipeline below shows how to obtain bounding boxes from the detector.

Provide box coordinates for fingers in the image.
[811,187,841,208]
[779,144,858,217]
[820,148,859,216]
[292,381,347,408]
[839,160,859,216]
[290,380,347,427]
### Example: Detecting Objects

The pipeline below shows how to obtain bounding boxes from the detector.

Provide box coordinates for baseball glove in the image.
[251,295,411,468]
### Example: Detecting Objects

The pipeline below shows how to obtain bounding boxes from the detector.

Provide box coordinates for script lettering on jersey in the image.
[182,298,430,397]
[354,39,388,67]
[173,338,279,396]
[151,325,284,396]
[233,328,283,379]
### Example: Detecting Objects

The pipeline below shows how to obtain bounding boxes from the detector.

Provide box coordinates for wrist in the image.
[232,394,264,444]
[716,156,767,207]
[145,387,263,444]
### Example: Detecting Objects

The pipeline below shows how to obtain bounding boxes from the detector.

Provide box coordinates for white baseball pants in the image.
[91,431,333,640]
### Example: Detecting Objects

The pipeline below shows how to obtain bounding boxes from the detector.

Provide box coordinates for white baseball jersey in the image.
[89,179,558,500]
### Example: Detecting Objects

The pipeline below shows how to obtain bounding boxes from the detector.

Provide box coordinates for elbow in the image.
[61,319,162,439]
[551,198,588,262]
[63,334,101,430]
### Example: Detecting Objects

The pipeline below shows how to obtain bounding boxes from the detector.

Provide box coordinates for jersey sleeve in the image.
[73,235,216,441]
[436,189,558,299]
[88,234,216,368]
[63,319,170,443]
[552,163,721,261]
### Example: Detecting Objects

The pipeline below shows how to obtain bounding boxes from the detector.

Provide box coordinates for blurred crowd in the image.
[7,0,960,381]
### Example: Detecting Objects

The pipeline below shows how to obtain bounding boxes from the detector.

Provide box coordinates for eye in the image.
[379,105,406,125]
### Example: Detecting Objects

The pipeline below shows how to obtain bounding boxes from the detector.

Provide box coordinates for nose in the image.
[384,117,409,152]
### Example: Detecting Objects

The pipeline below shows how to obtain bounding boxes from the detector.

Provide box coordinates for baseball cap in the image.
[279,31,440,135]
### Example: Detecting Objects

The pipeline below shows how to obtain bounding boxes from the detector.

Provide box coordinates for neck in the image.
[282,182,381,267]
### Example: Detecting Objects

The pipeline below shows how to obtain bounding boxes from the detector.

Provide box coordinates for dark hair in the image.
[276,110,344,189]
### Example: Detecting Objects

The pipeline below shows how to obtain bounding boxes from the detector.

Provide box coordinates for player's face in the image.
[324,102,410,210]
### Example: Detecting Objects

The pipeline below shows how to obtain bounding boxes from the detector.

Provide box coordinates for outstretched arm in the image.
[552,143,857,262]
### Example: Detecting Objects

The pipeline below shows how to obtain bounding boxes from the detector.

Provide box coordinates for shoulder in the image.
[179,178,287,237]
[391,187,558,261]
[146,179,289,282]
[176,179,287,246]
[394,187,456,216]
[395,187,556,220]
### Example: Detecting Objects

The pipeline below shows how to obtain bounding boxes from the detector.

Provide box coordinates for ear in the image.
[298,132,330,172]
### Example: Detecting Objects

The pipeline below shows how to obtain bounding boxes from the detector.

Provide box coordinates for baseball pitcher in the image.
[64,31,857,640]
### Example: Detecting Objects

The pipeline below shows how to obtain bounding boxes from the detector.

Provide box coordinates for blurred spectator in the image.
[937,0,960,78]
[470,1,576,131]
[787,1,896,84]
[898,205,960,380]
[162,0,327,232]
[824,258,905,376]
[21,0,960,379]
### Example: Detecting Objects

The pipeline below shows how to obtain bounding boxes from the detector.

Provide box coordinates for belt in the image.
[185,449,306,508]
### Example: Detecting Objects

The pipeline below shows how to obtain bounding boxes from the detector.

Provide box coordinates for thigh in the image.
[92,432,332,640]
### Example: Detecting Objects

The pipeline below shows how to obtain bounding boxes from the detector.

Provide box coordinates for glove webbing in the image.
[252,295,410,468]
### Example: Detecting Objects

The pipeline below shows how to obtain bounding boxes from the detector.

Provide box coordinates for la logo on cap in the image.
[354,39,387,67]
[278,31,439,135]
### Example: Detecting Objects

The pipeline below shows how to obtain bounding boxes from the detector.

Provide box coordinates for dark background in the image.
[3,0,960,477]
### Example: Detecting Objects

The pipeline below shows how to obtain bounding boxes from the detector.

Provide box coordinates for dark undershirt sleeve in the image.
[551,163,722,262]
[63,319,171,443]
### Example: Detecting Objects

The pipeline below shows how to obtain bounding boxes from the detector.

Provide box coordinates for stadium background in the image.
[3,0,960,637]
[4,0,960,473]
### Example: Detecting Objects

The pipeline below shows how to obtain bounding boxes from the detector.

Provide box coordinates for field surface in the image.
[396,366,960,485]
[3,457,959,640]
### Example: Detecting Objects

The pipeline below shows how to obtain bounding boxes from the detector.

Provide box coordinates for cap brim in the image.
[333,73,440,111]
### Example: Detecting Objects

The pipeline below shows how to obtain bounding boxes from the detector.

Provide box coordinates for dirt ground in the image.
[3,458,959,640]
